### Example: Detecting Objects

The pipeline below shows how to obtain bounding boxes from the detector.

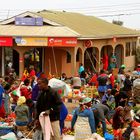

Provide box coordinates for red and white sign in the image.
[83,40,93,48]
[48,37,77,47]
[19,57,24,63]
[0,37,13,46]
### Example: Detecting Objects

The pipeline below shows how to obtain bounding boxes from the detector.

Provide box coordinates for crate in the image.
[85,86,97,97]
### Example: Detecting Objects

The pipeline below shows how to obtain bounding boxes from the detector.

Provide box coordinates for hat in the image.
[82,97,92,104]
[17,96,26,106]
[12,90,17,96]
[121,64,126,69]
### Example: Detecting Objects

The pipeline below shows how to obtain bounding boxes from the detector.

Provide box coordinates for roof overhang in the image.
[78,34,140,40]
[0,25,80,37]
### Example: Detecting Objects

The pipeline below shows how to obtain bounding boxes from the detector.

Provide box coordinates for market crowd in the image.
[0,64,140,140]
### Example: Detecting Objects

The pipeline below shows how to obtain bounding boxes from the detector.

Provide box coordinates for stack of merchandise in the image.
[85,86,97,98]
[0,117,15,136]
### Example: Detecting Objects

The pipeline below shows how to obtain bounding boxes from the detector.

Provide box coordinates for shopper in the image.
[35,78,62,140]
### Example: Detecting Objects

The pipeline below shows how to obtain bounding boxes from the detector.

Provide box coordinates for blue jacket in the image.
[0,85,4,107]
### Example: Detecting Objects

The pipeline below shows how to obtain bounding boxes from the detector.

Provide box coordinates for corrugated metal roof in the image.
[0,25,80,37]
[35,10,140,38]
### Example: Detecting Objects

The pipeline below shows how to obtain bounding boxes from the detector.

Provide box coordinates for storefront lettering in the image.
[48,37,77,47]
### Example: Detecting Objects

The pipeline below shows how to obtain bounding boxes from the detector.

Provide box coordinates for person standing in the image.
[35,78,62,140]
[78,63,84,75]
[97,69,108,98]
[123,74,133,102]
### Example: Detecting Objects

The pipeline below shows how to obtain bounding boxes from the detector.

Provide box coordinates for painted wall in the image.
[12,36,138,78]
[45,47,62,77]
[124,56,136,71]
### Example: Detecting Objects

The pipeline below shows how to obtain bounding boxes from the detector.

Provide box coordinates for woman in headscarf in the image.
[71,97,96,140]
[15,96,29,127]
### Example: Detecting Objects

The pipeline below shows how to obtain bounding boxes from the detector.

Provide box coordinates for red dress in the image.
[29,70,36,77]
[103,55,108,70]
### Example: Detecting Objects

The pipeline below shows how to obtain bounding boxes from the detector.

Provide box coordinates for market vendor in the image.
[15,96,29,126]
[92,103,109,135]
[71,97,96,140]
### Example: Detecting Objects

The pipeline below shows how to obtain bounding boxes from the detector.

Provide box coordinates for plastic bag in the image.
[104,132,114,140]
[91,133,105,140]
[48,78,72,96]
[0,132,17,140]
[63,135,74,140]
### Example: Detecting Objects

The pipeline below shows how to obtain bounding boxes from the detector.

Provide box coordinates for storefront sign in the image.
[83,40,93,48]
[15,17,43,26]
[15,37,48,46]
[48,37,77,47]
[0,37,13,46]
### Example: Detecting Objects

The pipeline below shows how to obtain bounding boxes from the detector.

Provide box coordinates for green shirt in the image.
[15,104,29,122]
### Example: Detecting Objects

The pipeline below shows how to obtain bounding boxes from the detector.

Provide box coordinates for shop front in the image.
[0,37,13,77]
[14,37,48,77]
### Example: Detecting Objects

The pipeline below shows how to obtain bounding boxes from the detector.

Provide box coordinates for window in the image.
[132,41,136,55]
[66,52,71,63]
[76,49,80,62]
[125,42,131,56]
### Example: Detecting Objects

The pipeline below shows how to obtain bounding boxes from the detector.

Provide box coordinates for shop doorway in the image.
[13,50,19,75]
[101,45,113,70]
[24,48,43,73]
[4,48,19,76]
[84,47,99,72]
[115,44,124,68]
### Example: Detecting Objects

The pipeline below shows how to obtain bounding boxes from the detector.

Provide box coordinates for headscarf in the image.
[79,97,92,112]
[17,96,26,106]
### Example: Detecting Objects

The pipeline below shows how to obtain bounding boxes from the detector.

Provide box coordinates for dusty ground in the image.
[64,101,79,114]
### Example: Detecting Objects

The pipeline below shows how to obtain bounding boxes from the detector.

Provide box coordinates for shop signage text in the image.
[15,17,43,26]
[48,37,77,47]
[0,37,13,46]
[15,37,48,46]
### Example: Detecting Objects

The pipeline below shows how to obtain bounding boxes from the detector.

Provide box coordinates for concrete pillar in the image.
[71,48,76,76]
[19,52,24,78]
[81,51,84,66]
[2,48,5,77]
[98,48,101,72]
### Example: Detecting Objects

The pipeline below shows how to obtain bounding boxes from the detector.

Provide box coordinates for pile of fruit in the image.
[62,127,75,136]
[97,124,113,137]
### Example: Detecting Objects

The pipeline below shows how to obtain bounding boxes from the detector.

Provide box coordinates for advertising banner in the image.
[0,37,13,46]
[48,37,77,47]
[15,37,48,46]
